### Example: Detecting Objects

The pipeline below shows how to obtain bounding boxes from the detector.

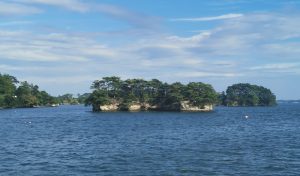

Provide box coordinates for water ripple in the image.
[0,104,299,175]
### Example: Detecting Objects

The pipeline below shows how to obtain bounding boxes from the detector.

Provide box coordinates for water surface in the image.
[0,104,299,175]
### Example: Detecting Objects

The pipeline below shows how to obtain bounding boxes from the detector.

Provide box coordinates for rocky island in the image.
[85,77,218,112]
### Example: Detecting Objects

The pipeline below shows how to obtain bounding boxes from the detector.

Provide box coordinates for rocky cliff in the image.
[180,101,213,112]
[99,103,119,111]
[95,101,213,112]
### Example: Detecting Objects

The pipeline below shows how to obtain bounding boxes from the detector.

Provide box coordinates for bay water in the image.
[0,104,299,175]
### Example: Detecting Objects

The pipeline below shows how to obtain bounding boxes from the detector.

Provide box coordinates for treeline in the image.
[0,73,57,108]
[1,73,277,110]
[219,83,276,106]
[56,93,90,105]
[0,73,89,108]
[85,76,218,111]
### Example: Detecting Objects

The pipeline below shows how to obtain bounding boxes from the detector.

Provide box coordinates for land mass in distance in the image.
[0,74,277,111]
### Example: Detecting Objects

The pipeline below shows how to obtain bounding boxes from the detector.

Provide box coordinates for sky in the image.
[0,0,300,99]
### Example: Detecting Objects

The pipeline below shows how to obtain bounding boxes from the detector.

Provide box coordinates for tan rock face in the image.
[128,103,157,111]
[97,101,213,112]
[128,103,141,111]
[99,103,119,111]
[141,103,157,111]
[180,101,213,112]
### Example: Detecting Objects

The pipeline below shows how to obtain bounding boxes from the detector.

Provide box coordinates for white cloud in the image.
[0,30,118,62]
[22,75,96,84]
[168,32,211,43]
[0,21,34,26]
[262,43,300,57]
[171,13,244,22]
[94,4,161,29]
[0,2,41,15]
[173,71,242,78]
[13,0,160,28]
[250,63,300,70]
[1,10,300,96]
[15,0,89,12]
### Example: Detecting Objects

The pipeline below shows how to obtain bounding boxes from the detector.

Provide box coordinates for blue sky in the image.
[1,0,300,99]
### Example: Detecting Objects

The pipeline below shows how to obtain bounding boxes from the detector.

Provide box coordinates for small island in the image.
[85,76,218,112]
[219,83,277,106]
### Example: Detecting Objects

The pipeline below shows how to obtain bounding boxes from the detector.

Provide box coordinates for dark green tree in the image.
[85,90,111,111]
[86,76,219,111]
[224,83,276,106]
[0,73,57,108]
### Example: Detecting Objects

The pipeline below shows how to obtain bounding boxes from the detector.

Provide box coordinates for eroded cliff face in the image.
[180,101,213,112]
[95,101,213,112]
[126,103,157,111]
[128,103,141,111]
[98,103,119,111]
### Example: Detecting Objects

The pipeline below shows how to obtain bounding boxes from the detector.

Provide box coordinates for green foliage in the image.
[0,73,18,108]
[86,76,218,111]
[38,91,57,105]
[0,73,57,108]
[185,82,218,106]
[56,94,79,105]
[85,90,110,111]
[77,93,91,104]
[15,81,38,107]
[222,83,276,106]
[0,74,17,95]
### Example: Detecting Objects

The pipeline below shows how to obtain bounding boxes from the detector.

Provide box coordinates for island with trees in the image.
[84,76,218,112]
[219,83,277,106]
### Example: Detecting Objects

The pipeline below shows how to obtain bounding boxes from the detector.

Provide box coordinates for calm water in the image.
[0,104,299,176]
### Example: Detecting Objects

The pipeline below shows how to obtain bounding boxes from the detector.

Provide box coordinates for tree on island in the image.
[0,73,58,108]
[221,83,276,106]
[85,76,218,111]
[0,74,18,107]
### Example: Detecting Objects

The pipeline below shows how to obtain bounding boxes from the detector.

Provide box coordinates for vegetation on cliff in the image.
[220,83,276,106]
[0,73,57,108]
[85,76,218,111]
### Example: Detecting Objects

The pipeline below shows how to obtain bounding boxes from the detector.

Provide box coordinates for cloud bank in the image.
[11,0,160,29]
[171,13,244,22]
[0,1,41,15]
[1,1,300,98]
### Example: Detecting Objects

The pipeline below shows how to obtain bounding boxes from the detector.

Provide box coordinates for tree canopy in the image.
[0,73,57,108]
[1,74,277,110]
[85,76,218,111]
[221,83,276,106]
